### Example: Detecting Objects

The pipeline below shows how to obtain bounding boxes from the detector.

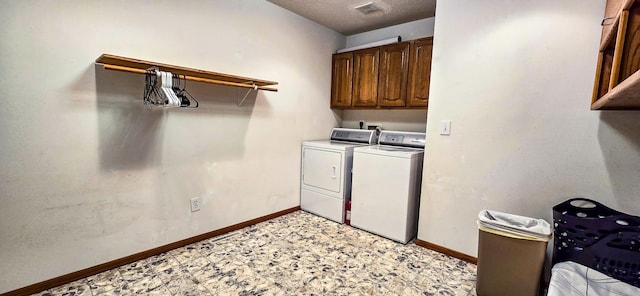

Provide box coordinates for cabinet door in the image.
[352,48,380,107]
[407,37,433,107]
[331,52,353,108]
[378,42,410,107]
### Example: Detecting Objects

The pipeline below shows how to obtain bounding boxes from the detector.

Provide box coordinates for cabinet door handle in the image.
[332,166,336,178]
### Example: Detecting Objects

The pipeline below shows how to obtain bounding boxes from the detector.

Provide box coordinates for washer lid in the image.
[354,145,424,158]
[303,140,371,151]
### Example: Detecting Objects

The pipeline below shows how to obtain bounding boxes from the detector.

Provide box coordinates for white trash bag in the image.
[478,210,552,241]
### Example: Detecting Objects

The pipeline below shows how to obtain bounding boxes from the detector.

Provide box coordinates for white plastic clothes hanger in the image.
[160,71,180,107]
[168,72,181,107]
[144,68,165,107]
[155,70,169,105]
[144,68,198,109]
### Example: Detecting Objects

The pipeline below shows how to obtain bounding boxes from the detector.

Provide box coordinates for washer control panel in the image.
[330,128,376,144]
[379,131,426,148]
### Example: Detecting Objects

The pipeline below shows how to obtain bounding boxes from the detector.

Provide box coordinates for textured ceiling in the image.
[267,0,436,35]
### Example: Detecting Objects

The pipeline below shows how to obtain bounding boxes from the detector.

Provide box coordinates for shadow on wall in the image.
[93,65,263,172]
[95,65,164,171]
[597,111,640,211]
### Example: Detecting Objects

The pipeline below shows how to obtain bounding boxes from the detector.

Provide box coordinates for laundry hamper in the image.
[476,210,552,296]
[552,198,640,288]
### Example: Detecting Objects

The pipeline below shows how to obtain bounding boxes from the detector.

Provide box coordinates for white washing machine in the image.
[300,128,376,223]
[350,130,426,243]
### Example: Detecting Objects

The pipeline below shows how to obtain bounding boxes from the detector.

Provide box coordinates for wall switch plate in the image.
[440,120,451,135]
[190,197,203,212]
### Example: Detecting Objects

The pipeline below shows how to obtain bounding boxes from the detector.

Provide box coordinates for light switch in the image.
[440,120,451,135]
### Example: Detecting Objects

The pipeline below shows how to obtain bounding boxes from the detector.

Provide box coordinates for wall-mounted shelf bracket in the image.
[238,83,258,106]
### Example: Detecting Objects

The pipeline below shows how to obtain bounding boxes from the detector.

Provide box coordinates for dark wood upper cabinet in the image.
[330,52,353,108]
[352,48,380,107]
[407,37,433,108]
[378,42,410,107]
[330,37,432,109]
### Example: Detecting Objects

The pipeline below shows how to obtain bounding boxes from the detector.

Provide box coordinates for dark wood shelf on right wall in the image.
[591,0,640,110]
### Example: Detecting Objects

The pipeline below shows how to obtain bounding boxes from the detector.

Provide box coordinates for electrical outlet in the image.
[190,197,203,212]
[367,122,381,130]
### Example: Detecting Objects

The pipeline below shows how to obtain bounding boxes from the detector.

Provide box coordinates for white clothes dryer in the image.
[350,130,425,243]
[300,128,376,223]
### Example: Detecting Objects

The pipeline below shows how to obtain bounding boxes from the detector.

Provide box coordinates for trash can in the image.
[476,210,552,296]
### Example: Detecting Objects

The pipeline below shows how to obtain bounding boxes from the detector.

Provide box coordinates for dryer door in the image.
[302,147,343,193]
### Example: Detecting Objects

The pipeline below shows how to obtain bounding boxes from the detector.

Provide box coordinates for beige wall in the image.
[419,0,640,257]
[0,0,344,292]
[341,109,428,132]
[345,18,435,48]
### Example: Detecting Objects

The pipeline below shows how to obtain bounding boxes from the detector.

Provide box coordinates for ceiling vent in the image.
[354,2,382,15]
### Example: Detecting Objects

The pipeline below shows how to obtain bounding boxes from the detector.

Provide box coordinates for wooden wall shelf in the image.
[592,69,640,109]
[95,54,278,92]
[591,0,640,110]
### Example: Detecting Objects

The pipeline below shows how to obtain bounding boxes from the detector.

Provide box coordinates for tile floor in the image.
[33,211,477,296]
